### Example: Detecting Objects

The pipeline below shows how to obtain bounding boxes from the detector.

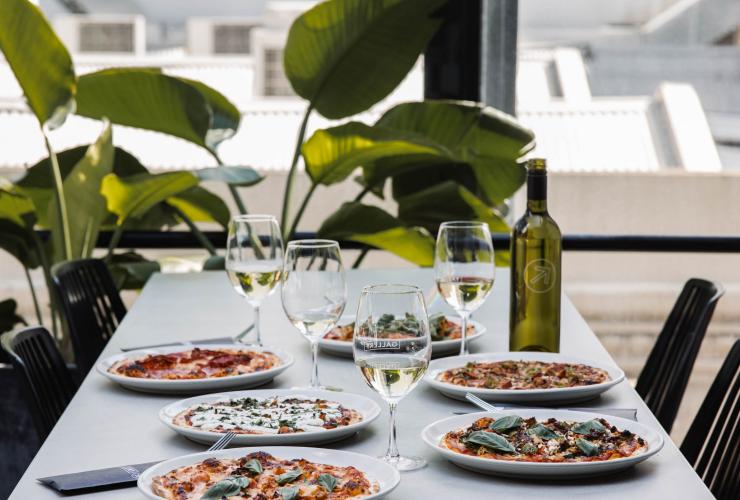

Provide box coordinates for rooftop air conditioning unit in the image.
[53,15,146,55]
[187,18,260,56]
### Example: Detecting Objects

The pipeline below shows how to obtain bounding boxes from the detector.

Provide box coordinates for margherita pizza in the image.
[437,360,610,390]
[108,348,280,380]
[324,314,474,342]
[172,396,362,435]
[151,451,378,499]
[441,415,647,463]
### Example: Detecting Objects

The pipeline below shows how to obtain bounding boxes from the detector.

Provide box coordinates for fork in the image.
[207,432,236,451]
[465,392,505,412]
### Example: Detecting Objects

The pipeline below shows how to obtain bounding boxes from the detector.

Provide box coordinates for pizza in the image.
[436,360,610,390]
[441,415,647,463]
[150,451,378,499]
[172,396,363,434]
[108,348,281,380]
[324,313,474,342]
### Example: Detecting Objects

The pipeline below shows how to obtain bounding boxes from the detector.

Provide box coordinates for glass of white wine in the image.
[281,240,347,389]
[353,284,431,471]
[435,221,495,356]
[225,215,284,346]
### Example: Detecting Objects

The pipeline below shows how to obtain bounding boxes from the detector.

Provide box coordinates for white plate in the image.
[159,388,381,445]
[422,409,663,478]
[97,344,293,394]
[318,316,486,357]
[138,446,400,499]
[425,352,625,404]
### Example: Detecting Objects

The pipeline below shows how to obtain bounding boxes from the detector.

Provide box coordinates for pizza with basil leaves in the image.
[324,313,474,342]
[441,415,647,463]
[150,451,377,499]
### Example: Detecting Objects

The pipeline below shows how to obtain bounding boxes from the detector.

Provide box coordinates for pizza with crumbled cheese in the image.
[437,360,610,390]
[150,451,378,499]
[108,348,280,380]
[324,314,474,342]
[172,396,362,435]
[441,416,647,463]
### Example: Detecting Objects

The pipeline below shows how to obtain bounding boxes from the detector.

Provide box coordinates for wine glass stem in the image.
[309,339,320,389]
[384,401,400,461]
[253,303,262,346]
[459,311,470,356]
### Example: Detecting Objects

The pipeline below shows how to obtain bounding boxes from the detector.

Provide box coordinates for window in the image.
[213,25,252,54]
[79,22,134,52]
[263,48,293,96]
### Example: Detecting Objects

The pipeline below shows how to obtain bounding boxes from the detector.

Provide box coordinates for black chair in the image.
[1,327,77,442]
[680,339,740,500]
[635,278,724,433]
[53,259,127,375]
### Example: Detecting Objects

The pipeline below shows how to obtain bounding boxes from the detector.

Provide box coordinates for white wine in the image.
[437,277,494,312]
[510,158,562,352]
[357,356,428,400]
[227,263,281,303]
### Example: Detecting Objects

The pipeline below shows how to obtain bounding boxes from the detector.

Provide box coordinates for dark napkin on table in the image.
[37,460,159,495]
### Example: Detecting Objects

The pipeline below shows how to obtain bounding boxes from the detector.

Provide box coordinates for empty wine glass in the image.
[225,215,284,346]
[354,284,431,471]
[435,221,495,356]
[281,240,347,389]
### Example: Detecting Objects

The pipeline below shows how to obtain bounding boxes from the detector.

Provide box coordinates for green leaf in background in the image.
[202,255,225,271]
[0,299,26,335]
[102,171,199,224]
[302,122,443,186]
[48,122,114,261]
[168,187,230,228]
[0,0,76,129]
[174,77,241,150]
[196,166,263,187]
[284,0,446,119]
[319,202,435,266]
[0,219,39,269]
[106,252,161,290]
[0,178,37,228]
[76,68,213,150]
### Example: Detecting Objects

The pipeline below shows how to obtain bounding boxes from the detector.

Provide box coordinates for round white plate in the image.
[138,446,401,499]
[97,344,293,394]
[422,409,663,478]
[159,388,381,445]
[318,316,486,357]
[425,352,625,404]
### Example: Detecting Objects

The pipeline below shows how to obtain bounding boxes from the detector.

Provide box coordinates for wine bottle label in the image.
[524,258,557,293]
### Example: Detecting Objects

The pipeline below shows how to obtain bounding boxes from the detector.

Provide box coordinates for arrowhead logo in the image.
[524,259,556,293]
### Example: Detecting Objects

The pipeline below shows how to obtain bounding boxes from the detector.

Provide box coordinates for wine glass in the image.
[353,284,431,471]
[225,215,284,346]
[281,240,347,389]
[435,221,495,356]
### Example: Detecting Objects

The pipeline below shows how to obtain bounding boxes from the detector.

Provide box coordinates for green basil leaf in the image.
[528,423,559,440]
[522,443,538,455]
[317,473,339,492]
[576,438,600,456]
[244,458,263,475]
[279,486,300,500]
[466,430,516,454]
[200,476,249,499]
[489,415,523,433]
[276,468,303,485]
[572,419,606,435]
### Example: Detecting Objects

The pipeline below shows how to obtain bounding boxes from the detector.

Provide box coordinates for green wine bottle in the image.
[509,158,562,352]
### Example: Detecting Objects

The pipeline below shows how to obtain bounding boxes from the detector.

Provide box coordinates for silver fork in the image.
[207,432,236,451]
[465,392,505,412]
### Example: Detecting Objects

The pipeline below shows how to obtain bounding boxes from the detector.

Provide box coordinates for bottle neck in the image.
[526,173,548,213]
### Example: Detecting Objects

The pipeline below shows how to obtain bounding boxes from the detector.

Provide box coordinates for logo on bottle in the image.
[524,259,556,293]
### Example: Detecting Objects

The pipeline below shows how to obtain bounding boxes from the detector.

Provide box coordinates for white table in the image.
[9,269,712,499]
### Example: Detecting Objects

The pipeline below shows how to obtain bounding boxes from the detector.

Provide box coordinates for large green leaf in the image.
[302,122,443,186]
[106,252,161,290]
[101,171,199,224]
[0,219,39,269]
[196,166,263,187]
[284,0,445,119]
[0,178,37,227]
[318,202,434,266]
[76,69,213,150]
[48,122,114,260]
[0,299,26,335]
[175,77,241,150]
[0,0,76,129]
[168,187,230,228]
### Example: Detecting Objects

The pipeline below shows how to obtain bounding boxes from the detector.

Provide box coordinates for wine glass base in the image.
[291,385,343,392]
[380,455,426,471]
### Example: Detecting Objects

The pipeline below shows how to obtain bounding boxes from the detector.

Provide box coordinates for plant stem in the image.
[24,266,43,325]
[286,184,317,241]
[352,248,370,269]
[30,230,57,338]
[43,134,72,261]
[210,151,249,215]
[170,205,217,256]
[106,223,125,259]
[281,104,313,239]
[354,186,371,202]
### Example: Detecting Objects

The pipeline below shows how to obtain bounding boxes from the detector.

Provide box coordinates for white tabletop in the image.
[9,269,712,499]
